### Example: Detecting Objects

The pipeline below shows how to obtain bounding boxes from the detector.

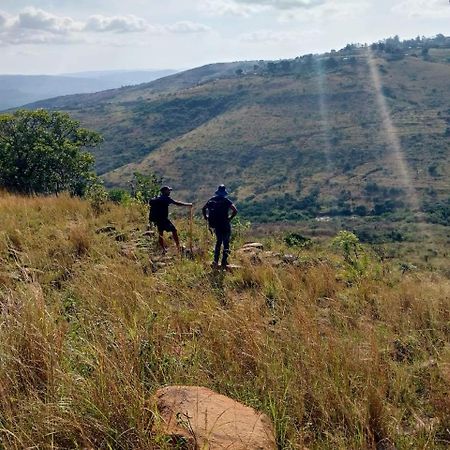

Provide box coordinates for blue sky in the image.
[0,0,449,74]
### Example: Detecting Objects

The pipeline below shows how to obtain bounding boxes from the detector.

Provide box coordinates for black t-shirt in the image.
[150,195,175,221]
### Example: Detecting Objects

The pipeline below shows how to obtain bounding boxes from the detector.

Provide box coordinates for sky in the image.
[0,0,449,74]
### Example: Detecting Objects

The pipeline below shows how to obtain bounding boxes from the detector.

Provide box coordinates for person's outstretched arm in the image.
[172,199,193,207]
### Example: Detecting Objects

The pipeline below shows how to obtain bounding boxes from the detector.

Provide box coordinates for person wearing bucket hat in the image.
[202,185,237,268]
[149,186,193,253]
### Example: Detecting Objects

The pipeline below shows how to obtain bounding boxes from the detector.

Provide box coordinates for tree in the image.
[267,62,277,74]
[385,35,401,53]
[435,33,446,46]
[280,60,291,72]
[324,57,339,70]
[0,109,102,195]
[131,171,162,204]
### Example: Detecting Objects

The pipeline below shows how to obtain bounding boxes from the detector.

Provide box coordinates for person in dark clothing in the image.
[202,185,238,268]
[149,186,192,253]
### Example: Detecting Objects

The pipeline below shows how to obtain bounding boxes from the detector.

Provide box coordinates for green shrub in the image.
[108,188,132,204]
[85,179,109,215]
[284,232,312,248]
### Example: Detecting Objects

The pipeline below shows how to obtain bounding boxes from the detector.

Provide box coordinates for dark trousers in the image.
[214,224,231,265]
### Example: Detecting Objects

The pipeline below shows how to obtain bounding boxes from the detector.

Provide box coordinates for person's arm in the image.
[202,203,208,220]
[172,199,193,207]
[229,203,238,220]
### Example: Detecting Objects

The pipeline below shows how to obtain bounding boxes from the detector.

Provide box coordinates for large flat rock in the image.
[155,385,277,449]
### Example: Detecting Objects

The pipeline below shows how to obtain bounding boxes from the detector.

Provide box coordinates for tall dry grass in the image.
[0,193,449,449]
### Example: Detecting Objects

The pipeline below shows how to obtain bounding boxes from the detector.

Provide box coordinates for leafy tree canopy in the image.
[0,109,102,195]
[131,171,162,204]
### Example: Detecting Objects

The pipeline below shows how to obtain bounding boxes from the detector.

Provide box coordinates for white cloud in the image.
[84,16,211,35]
[201,0,325,15]
[392,0,450,18]
[236,0,325,9]
[84,14,148,33]
[278,0,369,22]
[0,7,211,46]
[166,21,212,33]
[15,7,82,33]
[200,0,264,16]
[0,8,83,45]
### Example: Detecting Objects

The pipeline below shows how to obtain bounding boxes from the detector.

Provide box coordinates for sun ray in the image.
[315,57,333,175]
[365,47,421,213]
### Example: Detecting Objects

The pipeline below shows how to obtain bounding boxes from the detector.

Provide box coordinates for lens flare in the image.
[315,58,333,174]
[366,47,420,212]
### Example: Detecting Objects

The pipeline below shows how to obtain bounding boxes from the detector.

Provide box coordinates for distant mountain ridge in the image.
[61,69,178,86]
[20,35,450,223]
[0,69,178,110]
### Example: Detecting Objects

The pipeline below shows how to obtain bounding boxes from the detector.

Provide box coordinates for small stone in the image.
[282,254,297,264]
[225,264,243,271]
[237,247,262,254]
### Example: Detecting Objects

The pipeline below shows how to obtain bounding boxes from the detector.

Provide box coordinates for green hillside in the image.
[26,37,450,224]
[27,61,259,174]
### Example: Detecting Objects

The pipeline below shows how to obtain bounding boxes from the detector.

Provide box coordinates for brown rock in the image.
[224,264,243,272]
[281,254,297,264]
[155,386,277,449]
[243,242,264,250]
[237,247,262,255]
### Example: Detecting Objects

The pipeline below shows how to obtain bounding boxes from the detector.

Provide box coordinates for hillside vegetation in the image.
[25,37,450,226]
[0,193,449,449]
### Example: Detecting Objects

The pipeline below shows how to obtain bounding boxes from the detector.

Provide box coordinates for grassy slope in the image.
[106,53,450,209]
[26,61,258,174]
[25,50,450,221]
[0,194,449,449]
